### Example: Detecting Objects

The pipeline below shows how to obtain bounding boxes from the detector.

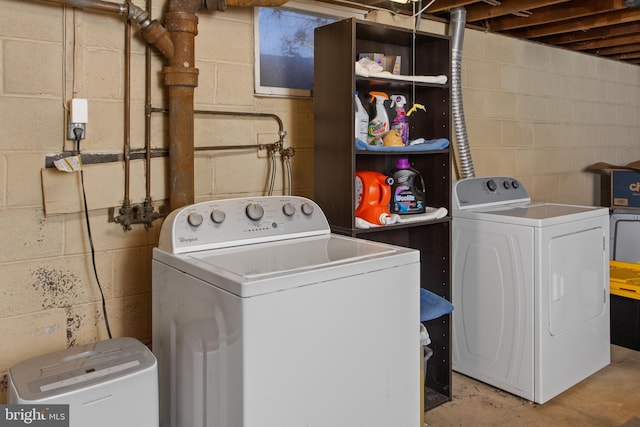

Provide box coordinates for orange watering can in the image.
[355,171,394,225]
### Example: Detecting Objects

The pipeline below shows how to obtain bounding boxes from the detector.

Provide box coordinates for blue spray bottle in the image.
[390,94,409,145]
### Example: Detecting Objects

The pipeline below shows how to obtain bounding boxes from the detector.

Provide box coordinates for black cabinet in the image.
[313,18,452,410]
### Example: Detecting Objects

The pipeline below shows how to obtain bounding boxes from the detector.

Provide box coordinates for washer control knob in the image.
[282,203,296,217]
[301,202,314,216]
[245,203,264,221]
[187,212,203,227]
[503,180,511,189]
[486,179,497,192]
[511,180,520,189]
[210,209,226,224]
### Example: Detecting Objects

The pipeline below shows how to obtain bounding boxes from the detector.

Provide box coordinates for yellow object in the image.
[407,103,426,116]
[383,129,404,146]
[610,260,640,300]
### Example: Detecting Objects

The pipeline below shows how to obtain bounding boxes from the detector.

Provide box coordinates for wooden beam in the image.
[506,8,640,38]
[568,33,640,51]
[591,42,640,56]
[537,21,640,45]
[423,0,480,13]
[465,0,569,22]
[486,0,626,31]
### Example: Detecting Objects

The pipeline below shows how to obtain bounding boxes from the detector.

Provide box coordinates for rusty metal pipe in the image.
[163,10,199,211]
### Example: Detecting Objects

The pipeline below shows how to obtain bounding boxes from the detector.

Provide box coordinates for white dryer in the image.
[152,196,420,427]
[452,177,610,404]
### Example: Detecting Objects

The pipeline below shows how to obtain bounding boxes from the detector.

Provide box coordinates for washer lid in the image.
[154,234,418,297]
[460,203,608,227]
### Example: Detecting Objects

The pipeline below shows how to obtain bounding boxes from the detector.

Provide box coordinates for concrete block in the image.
[216,64,255,106]
[0,254,111,317]
[0,0,63,42]
[113,247,152,299]
[0,310,66,374]
[0,155,6,207]
[501,121,533,148]
[214,150,270,195]
[466,59,502,90]
[104,294,151,342]
[466,117,502,147]
[4,40,63,97]
[0,208,63,263]
[0,98,63,151]
[64,303,112,346]
[197,11,253,64]
[63,210,149,255]
[7,154,46,207]
[83,48,122,99]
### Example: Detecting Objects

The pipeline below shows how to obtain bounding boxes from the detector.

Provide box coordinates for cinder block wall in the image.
[1,2,639,403]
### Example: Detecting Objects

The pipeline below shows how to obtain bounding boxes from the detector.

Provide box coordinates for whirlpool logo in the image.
[0,405,68,426]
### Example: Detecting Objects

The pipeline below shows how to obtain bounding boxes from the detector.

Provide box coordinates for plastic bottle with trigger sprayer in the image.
[390,94,409,145]
[354,91,369,142]
[367,91,389,145]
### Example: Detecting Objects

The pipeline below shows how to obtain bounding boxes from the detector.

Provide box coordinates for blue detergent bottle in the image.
[390,157,426,214]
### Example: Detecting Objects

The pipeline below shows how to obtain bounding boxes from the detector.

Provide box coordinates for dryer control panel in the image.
[157,196,330,253]
[453,176,530,211]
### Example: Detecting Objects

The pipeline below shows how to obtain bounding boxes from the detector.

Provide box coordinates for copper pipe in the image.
[144,0,153,201]
[123,2,131,209]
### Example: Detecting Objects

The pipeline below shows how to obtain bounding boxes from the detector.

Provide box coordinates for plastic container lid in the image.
[396,158,410,169]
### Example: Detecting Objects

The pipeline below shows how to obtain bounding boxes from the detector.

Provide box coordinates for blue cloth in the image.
[420,288,454,322]
[355,137,450,152]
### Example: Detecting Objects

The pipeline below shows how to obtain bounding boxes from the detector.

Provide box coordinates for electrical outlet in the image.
[67,123,86,140]
[67,98,88,141]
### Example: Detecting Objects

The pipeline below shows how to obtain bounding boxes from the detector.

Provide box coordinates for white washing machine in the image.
[152,196,420,427]
[452,177,610,404]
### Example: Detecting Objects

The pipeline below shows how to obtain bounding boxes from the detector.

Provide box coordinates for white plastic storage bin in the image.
[8,337,158,427]
[610,209,640,262]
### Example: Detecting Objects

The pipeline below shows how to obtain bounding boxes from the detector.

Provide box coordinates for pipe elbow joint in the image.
[125,3,152,28]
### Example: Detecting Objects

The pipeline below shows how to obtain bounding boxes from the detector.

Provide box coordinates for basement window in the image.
[254,0,364,97]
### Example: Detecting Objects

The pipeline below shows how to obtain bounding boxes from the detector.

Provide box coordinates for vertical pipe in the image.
[123,1,132,208]
[145,0,153,201]
[450,7,475,179]
[163,10,199,211]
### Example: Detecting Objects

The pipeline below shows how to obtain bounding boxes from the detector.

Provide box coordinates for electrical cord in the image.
[74,128,113,339]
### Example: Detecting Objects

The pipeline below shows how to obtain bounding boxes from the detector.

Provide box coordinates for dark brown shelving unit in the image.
[313,18,452,410]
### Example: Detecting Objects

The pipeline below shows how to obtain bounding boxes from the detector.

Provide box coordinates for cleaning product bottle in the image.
[354,91,369,143]
[368,91,390,145]
[390,157,426,215]
[390,94,409,145]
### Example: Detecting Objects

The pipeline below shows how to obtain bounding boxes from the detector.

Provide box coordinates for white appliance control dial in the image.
[245,203,265,221]
[301,202,314,215]
[158,196,330,253]
[282,203,296,216]
[210,209,226,224]
[187,212,203,227]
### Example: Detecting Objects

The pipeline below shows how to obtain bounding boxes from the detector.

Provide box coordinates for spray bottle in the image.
[354,91,369,142]
[390,94,409,145]
[368,91,389,145]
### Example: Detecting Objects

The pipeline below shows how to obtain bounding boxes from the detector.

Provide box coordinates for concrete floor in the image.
[425,345,640,427]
